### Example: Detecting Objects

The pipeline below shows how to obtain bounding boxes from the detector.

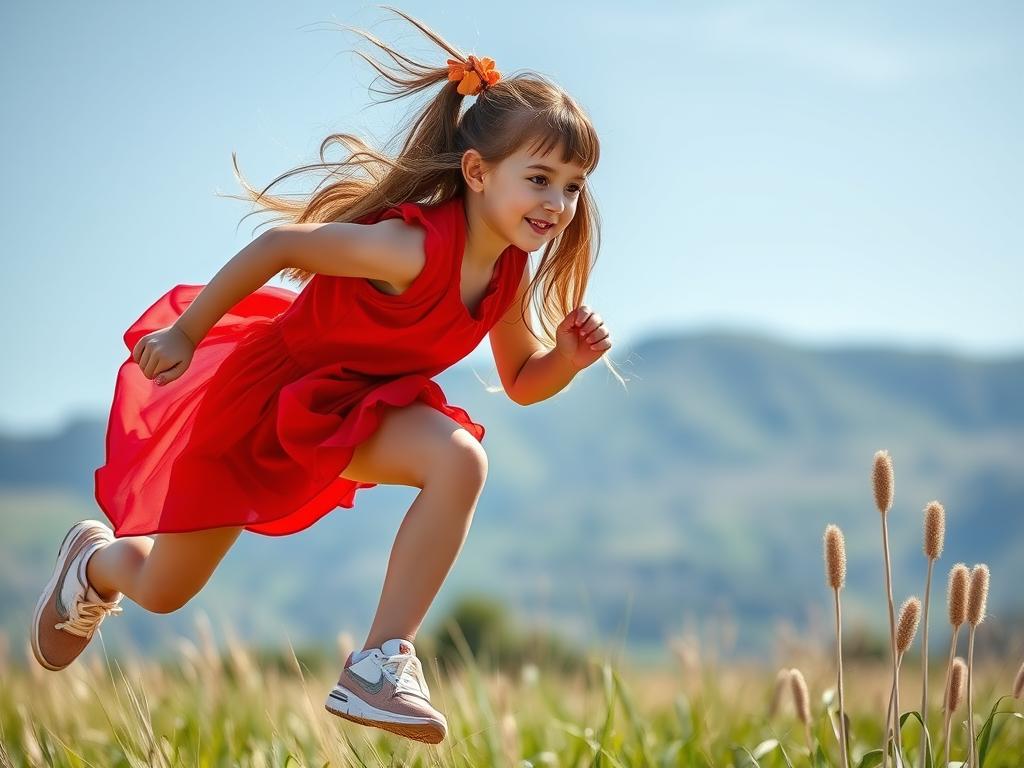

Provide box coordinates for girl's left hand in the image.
[555,305,612,371]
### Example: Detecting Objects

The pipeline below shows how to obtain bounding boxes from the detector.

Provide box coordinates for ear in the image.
[461,148,488,193]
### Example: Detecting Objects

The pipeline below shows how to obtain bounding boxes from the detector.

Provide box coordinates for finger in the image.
[583,319,604,337]
[143,354,161,379]
[139,344,153,372]
[574,306,591,327]
[587,327,608,344]
[156,361,183,385]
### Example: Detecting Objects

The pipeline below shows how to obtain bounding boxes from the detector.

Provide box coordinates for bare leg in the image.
[86,526,243,613]
[335,402,490,653]
[361,468,484,651]
[86,535,154,601]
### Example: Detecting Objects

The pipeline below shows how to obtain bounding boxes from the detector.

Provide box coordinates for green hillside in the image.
[3,331,1021,662]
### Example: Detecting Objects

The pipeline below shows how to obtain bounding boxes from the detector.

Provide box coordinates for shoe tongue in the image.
[380,638,415,657]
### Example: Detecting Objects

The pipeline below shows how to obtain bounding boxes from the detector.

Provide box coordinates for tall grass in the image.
[965,564,990,768]
[873,450,900,767]
[824,523,850,768]
[919,501,945,768]
[2,612,1021,767]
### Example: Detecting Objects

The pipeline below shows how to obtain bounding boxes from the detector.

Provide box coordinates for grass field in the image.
[2,612,1021,768]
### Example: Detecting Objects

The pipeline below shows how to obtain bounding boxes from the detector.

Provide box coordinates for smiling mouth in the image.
[526,218,554,233]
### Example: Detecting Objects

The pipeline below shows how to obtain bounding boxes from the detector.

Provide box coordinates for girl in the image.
[30,6,621,745]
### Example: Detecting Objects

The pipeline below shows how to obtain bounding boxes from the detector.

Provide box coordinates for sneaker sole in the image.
[324,685,447,744]
[30,519,111,671]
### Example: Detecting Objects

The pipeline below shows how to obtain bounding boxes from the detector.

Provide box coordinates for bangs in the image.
[519,109,600,176]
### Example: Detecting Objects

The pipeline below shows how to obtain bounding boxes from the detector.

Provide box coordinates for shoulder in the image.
[373,215,428,259]
[364,199,460,292]
[360,216,428,295]
[270,212,427,288]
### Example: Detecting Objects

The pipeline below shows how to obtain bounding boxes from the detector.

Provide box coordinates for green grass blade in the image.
[854,748,884,768]
[976,694,1023,768]
[898,710,933,768]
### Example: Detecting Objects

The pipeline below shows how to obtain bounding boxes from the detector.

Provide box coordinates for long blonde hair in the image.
[225,6,627,389]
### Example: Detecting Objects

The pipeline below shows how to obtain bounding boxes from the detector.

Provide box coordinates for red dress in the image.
[94,195,529,537]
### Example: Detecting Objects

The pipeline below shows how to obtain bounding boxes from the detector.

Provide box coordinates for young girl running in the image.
[30,6,620,744]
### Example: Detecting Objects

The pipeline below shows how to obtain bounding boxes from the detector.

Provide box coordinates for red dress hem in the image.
[95,365,485,538]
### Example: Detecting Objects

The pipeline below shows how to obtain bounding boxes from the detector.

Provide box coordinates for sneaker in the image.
[30,519,124,671]
[324,638,448,744]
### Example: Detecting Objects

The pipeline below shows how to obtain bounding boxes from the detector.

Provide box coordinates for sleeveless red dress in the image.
[94,195,529,537]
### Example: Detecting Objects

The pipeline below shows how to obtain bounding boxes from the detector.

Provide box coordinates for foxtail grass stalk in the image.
[790,667,813,755]
[884,597,921,768]
[824,524,850,768]
[873,450,898,767]
[964,564,989,768]
[1014,659,1024,700]
[943,656,966,768]
[940,564,968,766]
[918,500,945,768]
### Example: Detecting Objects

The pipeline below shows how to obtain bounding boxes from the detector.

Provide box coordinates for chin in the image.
[515,235,543,253]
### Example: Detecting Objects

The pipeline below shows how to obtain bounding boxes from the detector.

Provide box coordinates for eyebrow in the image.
[526,163,587,182]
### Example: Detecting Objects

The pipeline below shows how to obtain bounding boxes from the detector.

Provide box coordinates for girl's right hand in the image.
[131,325,196,386]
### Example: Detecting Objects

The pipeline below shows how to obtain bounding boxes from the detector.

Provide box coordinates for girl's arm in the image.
[173,232,284,346]
[173,219,423,346]
[271,219,426,292]
[488,270,580,406]
[509,347,580,405]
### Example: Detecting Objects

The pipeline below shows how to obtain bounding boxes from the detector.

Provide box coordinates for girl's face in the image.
[476,142,589,251]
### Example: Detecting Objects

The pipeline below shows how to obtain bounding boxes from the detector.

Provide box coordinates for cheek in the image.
[508,192,536,219]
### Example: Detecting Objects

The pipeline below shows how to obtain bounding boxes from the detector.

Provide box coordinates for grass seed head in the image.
[768,667,790,717]
[789,668,811,725]
[947,563,969,627]
[873,450,894,515]
[824,524,846,590]
[923,500,945,560]
[896,596,922,653]
[947,656,966,713]
[967,564,990,626]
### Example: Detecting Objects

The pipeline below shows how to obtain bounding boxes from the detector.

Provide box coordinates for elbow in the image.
[259,227,288,272]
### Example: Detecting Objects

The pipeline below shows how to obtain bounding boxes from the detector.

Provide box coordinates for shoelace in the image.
[55,592,124,638]
[380,653,431,700]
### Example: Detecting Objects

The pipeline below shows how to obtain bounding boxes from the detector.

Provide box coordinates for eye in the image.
[529,175,583,194]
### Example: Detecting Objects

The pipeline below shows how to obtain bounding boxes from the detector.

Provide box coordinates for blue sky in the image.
[1,1,1021,434]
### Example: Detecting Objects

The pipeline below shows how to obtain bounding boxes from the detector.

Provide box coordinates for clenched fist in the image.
[555,304,612,371]
[131,325,195,386]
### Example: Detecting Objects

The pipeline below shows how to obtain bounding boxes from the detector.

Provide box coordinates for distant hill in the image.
[3,330,1022,663]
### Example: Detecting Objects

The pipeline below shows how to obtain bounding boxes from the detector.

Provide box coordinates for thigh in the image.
[144,525,244,595]
[338,401,487,488]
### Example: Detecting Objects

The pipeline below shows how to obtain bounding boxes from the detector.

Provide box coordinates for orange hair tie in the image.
[446,54,501,96]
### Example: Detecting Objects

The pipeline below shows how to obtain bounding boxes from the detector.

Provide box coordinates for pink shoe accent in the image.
[324,638,447,743]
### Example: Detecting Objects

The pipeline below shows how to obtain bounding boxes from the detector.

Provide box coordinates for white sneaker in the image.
[31,519,124,670]
[324,638,448,743]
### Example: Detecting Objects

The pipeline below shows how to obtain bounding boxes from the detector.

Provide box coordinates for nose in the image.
[543,193,565,215]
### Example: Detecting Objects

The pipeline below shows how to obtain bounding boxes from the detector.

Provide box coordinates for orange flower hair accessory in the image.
[446,54,501,96]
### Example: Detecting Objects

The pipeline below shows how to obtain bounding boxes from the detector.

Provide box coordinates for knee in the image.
[425,432,488,492]
[141,586,198,615]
